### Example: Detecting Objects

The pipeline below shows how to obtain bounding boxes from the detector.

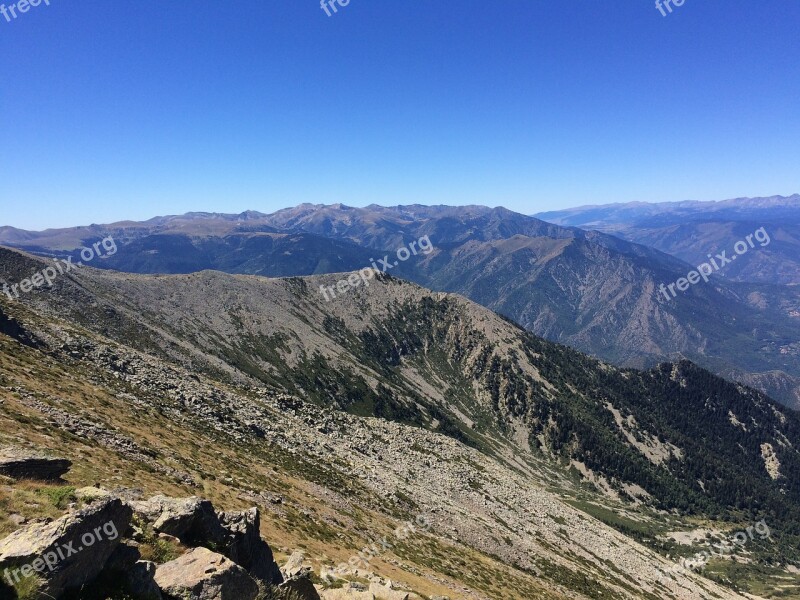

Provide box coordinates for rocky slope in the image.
[1,246,799,598]
[0,471,306,600]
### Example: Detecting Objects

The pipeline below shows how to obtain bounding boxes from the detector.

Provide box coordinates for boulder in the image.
[7,514,25,527]
[0,497,132,598]
[369,582,409,600]
[154,547,259,600]
[219,507,282,584]
[133,496,284,587]
[280,575,322,600]
[104,542,141,572]
[319,566,339,583]
[126,560,162,599]
[320,586,375,599]
[131,496,227,547]
[0,449,71,481]
[282,550,312,579]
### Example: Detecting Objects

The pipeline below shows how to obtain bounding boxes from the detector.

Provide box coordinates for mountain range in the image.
[2,201,799,410]
[536,194,800,286]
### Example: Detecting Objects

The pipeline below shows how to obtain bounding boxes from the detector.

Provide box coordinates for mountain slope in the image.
[95,231,375,276]
[32,257,800,515]
[536,195,800,285]
[5,248,800,506]
[2,204,800,409]
[3,246,800,596]
[257,204,800,409]
[3,247,800,596]
[3,248,800,597]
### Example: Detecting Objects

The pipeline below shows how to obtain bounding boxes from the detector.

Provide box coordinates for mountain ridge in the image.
[2,203,800,410]
[535,195,800,286]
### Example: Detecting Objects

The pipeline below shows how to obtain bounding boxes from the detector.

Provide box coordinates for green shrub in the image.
[36,486,77,510]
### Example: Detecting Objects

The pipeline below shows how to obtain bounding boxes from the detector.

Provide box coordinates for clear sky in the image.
[1,1,799,230]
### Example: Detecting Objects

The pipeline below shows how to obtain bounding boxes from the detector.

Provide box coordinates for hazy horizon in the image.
[1,193,798,232]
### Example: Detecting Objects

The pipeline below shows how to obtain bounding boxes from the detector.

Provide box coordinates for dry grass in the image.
[0,480,73,537]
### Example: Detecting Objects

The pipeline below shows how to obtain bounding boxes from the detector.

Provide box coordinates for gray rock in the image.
[7,514,25,527]
[132,496,283,586]
[131,496,226,546]
[154,547,259,600]
[0,497,132,598]
[127,560,163,600]
[282,550,312,579]
[280,575,322,600]
[219,507,282,584]
[369,582,409,600]
[0,449,71,481]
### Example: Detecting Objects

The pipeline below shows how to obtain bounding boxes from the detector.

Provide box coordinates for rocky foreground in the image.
[0,466,424,600]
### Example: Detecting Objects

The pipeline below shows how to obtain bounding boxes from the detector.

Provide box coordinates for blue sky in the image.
[1,1,798,230]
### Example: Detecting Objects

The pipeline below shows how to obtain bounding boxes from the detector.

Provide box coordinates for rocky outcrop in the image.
[281,550,312,580]
[0,489,291,600]
[131,496,227,547]
[154,547,259,600]
[0,497,131,598]
[132,495,283,586]
[0,448,71,481]
[127,560,163,599]
[369,582,409,600]
[278,551,320,599]
[281,575,322,600]
[219,507,283,584]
